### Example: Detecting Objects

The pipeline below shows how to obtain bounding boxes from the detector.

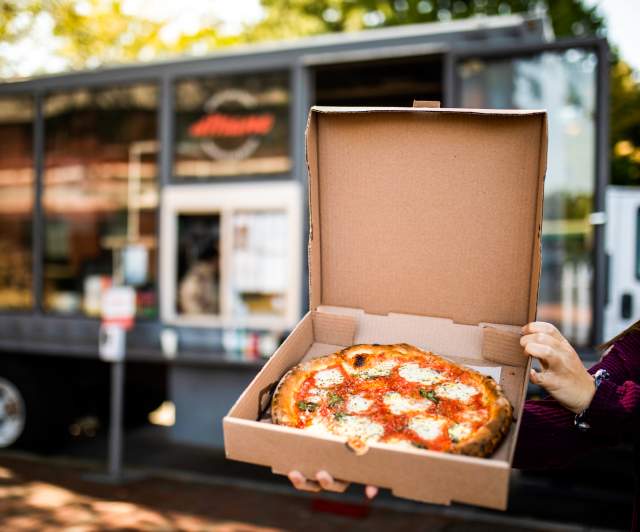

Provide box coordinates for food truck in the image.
[0,14,609,451]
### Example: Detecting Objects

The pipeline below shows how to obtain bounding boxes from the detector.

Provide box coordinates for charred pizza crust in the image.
[271,352,343,426]
[271,343,513,458]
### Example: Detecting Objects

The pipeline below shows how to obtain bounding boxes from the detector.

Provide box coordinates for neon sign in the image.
[188,89,275,161]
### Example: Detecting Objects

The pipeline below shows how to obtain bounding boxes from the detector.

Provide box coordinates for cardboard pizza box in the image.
[224,104,547,510]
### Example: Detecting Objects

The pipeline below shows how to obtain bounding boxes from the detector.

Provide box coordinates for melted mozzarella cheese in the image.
[435,382,479,403]
[303,417,333,437]
[383,392,434,415]
[314,368,344,388]
[305,387,325,403]
[398,363,446,385]
[448,422,473,442]
[408,416,446,441]
[382,438,416,451]
[357,359,397,378]
[333,415,384,442]
[346,394,372,413]
[459,408,487,423]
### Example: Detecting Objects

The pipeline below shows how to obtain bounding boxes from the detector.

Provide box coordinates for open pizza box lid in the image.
[224,104,547,510]
[307,105,546,324]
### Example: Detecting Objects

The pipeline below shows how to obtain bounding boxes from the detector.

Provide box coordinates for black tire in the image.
[0,361,72,451]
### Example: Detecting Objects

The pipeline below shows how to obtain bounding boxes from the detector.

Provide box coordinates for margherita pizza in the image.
[271,343,512,457]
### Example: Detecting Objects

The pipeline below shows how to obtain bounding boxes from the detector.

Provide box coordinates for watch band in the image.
[574,368,610,432]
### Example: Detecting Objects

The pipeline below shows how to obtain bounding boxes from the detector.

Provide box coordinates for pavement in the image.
[0,423,634,531]
[0,453,622,532]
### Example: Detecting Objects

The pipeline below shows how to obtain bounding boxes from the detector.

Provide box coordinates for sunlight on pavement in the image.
[24,482,76,508]
[0,466,14,480]
[0,464,284,531]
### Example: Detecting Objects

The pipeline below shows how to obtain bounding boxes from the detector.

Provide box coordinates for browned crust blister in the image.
[271,343,513,458]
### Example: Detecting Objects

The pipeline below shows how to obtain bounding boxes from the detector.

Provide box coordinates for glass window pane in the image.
[0,95,33,310]
[43,84,158,317]
[231,210,288,318]
[176,214,221,316]
[174,71,290,178]
[458,48,597,347]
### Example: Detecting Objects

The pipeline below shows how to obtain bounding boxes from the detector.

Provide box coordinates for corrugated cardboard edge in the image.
[311,105,546,116]
[529,115,548,321]
[305,110,322,311]
[413,100,441,108]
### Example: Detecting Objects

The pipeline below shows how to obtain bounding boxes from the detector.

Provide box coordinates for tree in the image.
[250,0,640,186]
[0,0,238,77]
[248,0,605,40]
[610,61,640,186]
[1,0,638,186]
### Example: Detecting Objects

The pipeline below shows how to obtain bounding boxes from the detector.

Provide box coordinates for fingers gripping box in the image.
[224,105,547,510]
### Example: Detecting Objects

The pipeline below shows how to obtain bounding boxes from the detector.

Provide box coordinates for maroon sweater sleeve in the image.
[513,331,640,470]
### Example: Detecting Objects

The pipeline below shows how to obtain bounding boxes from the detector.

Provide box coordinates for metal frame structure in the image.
[0,15,609,365]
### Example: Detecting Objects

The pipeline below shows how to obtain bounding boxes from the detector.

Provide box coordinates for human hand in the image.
[287,470,378,499]
[520,321,596,414]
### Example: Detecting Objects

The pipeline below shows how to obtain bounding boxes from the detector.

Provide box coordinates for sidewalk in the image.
[0,454,607,532]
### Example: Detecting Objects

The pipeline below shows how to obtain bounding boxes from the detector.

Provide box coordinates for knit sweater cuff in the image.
[584,379,624,429]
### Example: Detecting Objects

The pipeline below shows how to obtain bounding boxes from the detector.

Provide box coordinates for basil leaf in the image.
[296,401,318,412]
[327,393,343,407]
[419,389,439,404]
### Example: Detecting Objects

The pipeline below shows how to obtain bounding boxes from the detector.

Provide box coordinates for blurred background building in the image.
[0,1,638,527]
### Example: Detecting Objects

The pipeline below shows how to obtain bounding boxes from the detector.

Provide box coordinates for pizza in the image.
[271,343,512,457]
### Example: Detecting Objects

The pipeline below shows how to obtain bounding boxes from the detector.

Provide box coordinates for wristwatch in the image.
[574,369,610,432]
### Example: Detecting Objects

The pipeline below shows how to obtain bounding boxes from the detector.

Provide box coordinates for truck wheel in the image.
[0,376,26,448]
[0,363,71,450]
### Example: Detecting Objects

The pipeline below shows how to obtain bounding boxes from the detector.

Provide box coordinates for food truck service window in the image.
[0,94,34,310]
[43,84,159,317]
[173,71,290,179]
[161,183,302,330]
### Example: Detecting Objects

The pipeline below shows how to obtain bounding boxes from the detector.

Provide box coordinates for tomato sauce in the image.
[291,354,490,451]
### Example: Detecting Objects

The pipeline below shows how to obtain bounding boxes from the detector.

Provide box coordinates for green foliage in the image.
[0,0,39,43]
[610,61,640,186]
[251,0,605,39]
[0,0,238,75]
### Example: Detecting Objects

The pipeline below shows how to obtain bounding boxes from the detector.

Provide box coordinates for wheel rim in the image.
[0,377,25,447]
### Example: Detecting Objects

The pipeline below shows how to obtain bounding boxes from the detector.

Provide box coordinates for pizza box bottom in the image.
[223,307,530,510]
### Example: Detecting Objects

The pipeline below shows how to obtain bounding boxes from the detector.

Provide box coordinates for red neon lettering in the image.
[189,113,275,138]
